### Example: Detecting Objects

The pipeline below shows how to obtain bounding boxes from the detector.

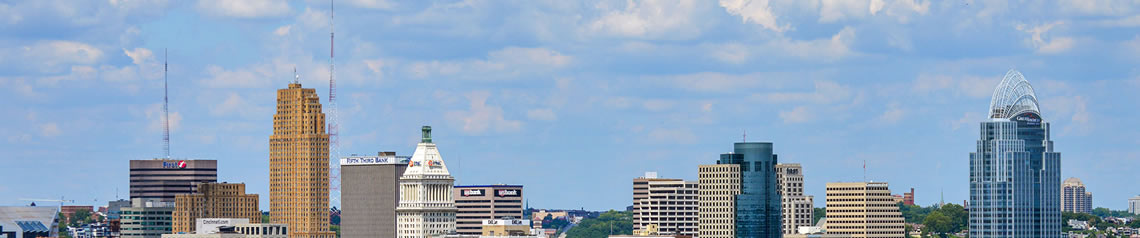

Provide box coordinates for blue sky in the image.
[1,0,1139,211]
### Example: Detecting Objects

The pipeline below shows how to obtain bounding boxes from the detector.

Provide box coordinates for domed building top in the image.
[988,69,1041,119]
[1063,177,1084,186]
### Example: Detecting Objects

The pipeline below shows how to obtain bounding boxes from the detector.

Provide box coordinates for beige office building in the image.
[453,185,525,235]
[269,81,334,238]
[697,164,741,238]
[1062,177,1093,214]
[824,182,905,238]
[777,163,815,235]
[632,173,698,237]
[173,183,260,234]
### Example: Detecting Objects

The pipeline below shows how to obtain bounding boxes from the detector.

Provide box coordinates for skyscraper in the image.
[698,164,741,238]
[396,126,457,238]
[775,163,813,235]
[269,81,334,238]
[1061,177,1092,214]
[340,152,409,238]
[718,142,781,238]
[969,70,1061,238]
[453,185,525,235]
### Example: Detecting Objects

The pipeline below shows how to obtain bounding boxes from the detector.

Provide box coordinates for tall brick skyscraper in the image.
[270,81,334,238]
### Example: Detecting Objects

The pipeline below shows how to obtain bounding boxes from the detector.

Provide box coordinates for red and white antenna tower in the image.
[163,48,171,159]
[327,0,342,206]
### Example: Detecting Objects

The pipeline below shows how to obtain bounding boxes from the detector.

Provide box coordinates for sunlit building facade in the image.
[968,70,1061,238]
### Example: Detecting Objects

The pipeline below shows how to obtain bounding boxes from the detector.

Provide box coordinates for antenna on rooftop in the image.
[328,0,343,206]
[163,48,170,159]
[293,67,299,84]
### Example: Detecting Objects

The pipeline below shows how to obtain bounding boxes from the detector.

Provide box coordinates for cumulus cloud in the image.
[719,0,790,32]
[755,80,853,104]
[588,0,706,39]
[816,0,929,23]
[196,0,290,18]
[123,48,154,65]
[273,25,291,36]
[342,0,396,10]
[1017,21,1075,54]
[951,111,981,130]
[646,128,698,144]
[779,106,813,123]
[13,41,104,72]
[405,47,571,79]
[913,74,995,98]
[446,91,522,134]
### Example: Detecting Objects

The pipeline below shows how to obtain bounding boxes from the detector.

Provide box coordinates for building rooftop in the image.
[988,69,1041,119]
[0,206,57,234]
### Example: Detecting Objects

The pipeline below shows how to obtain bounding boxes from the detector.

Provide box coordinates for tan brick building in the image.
[824,182,905,238]
[697,164,741,238]
[269,82,334,238]
[172,183,260,234]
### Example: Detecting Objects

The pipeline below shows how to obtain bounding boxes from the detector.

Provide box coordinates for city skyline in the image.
[2,0,1140,212]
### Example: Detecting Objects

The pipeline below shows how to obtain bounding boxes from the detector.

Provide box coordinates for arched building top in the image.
[988,69,1041,119]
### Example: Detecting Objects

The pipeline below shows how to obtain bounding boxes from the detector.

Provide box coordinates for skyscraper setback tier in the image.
[775,163,814,235]
[969,70,1061,238]
[269,82,334,238]
[718,142,782,238]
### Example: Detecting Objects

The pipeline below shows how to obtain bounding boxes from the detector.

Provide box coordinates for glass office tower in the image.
[719,142,782,238]
[969,70,1061,238]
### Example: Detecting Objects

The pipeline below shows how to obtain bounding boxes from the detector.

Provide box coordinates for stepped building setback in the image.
[269,81,334,238]
[968,70,1061,238]
[396,126,457,238]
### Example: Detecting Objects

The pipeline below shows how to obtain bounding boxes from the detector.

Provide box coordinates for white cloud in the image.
[1017,21,1075,54]
[877,103,906,124]
[13,41,104,72]
[913,74,995,98]
[196,0,290,18]
[343,0,396,10]
[404,47,571,79]
[719,0,790,32]
[1042,95,1092,135]
[708,43,751,64]
[39,123,61,137]
[818,0,929,23]
[210,93,254,117]
[1059,0,1137,16]
[646,128,698,144]
[147,103,182,133]
[779,106,813,123]
[756,80,853,104]
[273,25,292,36]
[526,108,557,121]
[446,91,522,134]
[588,0,706,39]
[951,111,981,130]
[123,48,154,65]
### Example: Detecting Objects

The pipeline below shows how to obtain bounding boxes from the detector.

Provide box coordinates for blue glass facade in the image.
[969,112,1061,238]
[718,142,782,238]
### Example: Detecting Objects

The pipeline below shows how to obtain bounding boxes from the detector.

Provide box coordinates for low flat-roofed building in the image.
[0,206,59,238]
[161,223,286,238]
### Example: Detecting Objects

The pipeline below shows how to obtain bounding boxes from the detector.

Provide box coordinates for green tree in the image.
[71,209,92,226]
[565,210,632,238]
[330,225,340,238]
[937,203,968,233]
[899,203,938,224]
[813,207,826,225]
[923,211,953,236]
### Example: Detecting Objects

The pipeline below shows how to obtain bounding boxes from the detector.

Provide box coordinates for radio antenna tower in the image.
[327,0,342,206]
[163,48,171,159]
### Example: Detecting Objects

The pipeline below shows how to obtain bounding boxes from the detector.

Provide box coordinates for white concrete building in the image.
[631,173,698,237]
[161,223,287,238]
[777,163,815,235]
[396,126,457,238]
[1129,196,1140,215]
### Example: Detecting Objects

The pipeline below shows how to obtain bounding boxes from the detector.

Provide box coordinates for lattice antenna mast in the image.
[163,48,170,159]
[328,0,342,204]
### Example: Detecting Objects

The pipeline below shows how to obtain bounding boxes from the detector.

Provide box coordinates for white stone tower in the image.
[397,126,457,238]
